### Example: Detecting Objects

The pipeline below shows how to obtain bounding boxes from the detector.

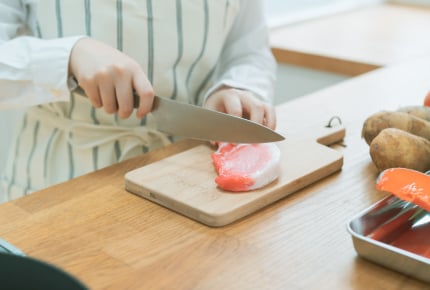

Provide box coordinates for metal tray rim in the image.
[347,218,430,266]
[346,195,430,265]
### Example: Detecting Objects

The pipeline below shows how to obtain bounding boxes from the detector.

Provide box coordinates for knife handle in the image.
[132,92,140,109]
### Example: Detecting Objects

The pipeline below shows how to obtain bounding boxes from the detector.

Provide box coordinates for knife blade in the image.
[73,87,285,143]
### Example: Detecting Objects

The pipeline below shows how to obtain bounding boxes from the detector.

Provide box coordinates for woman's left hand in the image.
[204,87,277,130]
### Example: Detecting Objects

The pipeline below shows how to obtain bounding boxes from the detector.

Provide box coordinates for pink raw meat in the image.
[211,142,281,192]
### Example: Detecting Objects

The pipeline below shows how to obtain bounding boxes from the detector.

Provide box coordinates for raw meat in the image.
[376,167,430,212]
[211,142,281,192]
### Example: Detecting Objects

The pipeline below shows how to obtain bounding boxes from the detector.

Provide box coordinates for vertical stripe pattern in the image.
[6,114,27,197]
[43,128,58,182]
[35,21,42,38]
[55,0,63,36]
[116,0,123,51]
[170,0,183,100]
[223,0,230,28]
[146,0,154,84]
[85,0,91,36]
[2,0,241,199]
[140,0,154,127]
[24,121,40,195]
[84,0,100,171]
[187,0,209,103]
[67,93,76,179]
[115,0,123,160]
[195,64,217,104]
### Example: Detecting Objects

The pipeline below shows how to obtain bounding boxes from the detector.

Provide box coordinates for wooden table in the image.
[0,56,430,289]
[270,3,430,76]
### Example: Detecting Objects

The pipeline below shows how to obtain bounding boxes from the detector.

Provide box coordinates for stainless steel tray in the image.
[347,195,430,283]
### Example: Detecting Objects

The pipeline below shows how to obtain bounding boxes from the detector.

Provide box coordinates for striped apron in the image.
[0,0,240,201]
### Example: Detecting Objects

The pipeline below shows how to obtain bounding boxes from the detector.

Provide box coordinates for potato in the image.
[397,105,430,121]
[369,128,430,172]
[362,111,430,145]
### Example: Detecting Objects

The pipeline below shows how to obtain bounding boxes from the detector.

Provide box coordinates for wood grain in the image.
[125,124,344,227]
[0,56,430,289]
[1,9,430,289]
[271,47,379,76]
[270,4,430,75]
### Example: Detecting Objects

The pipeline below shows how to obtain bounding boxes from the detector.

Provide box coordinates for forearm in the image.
[0,0,84,108]
[205,0,277,105]
[0,35,84,108]
[210,47,277,104]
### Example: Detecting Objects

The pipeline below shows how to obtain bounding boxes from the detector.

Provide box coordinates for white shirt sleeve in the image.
[205,0,277,104]
[0,0,84,109]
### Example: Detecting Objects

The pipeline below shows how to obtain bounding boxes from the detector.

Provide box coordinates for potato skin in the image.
[362,111,430,145]
[397,105,430,121]
[369,128,430,172]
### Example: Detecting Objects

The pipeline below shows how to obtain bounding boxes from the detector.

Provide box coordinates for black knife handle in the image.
[132,92,140,109]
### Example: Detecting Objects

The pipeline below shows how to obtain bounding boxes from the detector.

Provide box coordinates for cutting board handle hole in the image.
[326,116,342,128]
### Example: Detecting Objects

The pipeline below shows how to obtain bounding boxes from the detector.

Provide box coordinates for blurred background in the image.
[264,0,430,104]
[1,0,430,178]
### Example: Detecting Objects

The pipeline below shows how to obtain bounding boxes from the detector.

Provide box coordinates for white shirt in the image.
[0,0,276,109]
[0,0,277,200]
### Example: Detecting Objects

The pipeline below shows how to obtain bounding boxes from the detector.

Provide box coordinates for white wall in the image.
[264,0,385,28]
[389,0,430,5]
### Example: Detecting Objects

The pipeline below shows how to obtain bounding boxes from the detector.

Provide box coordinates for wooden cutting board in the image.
[125,123,345,227]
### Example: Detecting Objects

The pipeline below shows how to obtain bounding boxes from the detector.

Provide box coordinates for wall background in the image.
[264,0,384,28]
[3,0,428,185]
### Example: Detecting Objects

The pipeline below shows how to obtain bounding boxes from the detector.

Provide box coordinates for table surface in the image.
[1,54,430,289]
[270,3,430,76]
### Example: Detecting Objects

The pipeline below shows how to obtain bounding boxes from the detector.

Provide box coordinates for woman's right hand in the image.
[69,37,153,119]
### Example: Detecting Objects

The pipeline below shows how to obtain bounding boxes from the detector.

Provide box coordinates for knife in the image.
[73,87,285,143]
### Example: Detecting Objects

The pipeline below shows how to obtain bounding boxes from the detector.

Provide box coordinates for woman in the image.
[0,0,277,201]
